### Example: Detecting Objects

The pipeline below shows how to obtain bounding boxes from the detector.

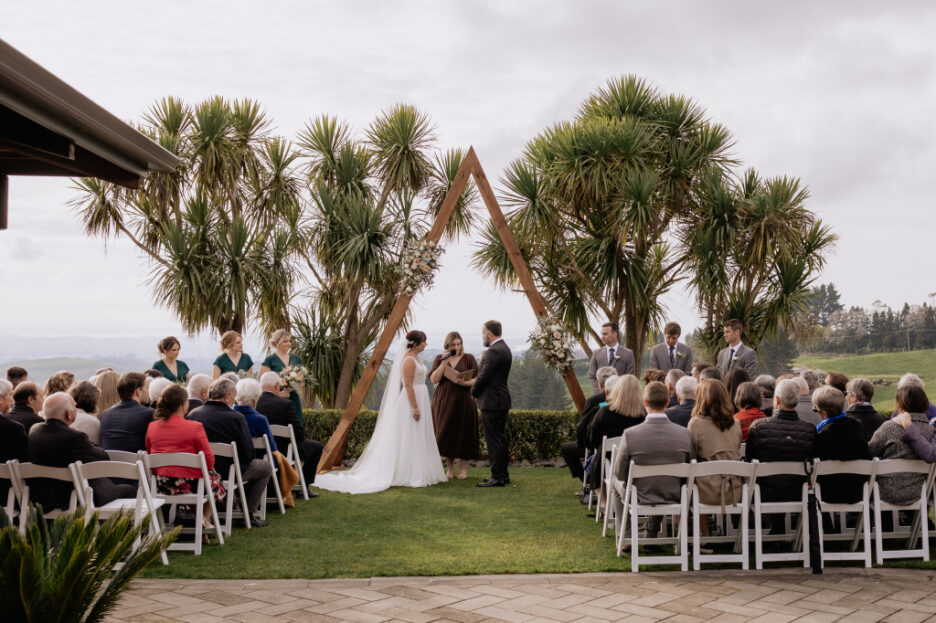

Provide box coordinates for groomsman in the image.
[649,322,693,373]
[587,322,635,394]
[716,318,758,378]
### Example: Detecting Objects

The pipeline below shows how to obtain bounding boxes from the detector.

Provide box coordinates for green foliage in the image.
[508,349,573,410]
[758,328,800,376]
[304,408,577,462]
[0,507,178,623]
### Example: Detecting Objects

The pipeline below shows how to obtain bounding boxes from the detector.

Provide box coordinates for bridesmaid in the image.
[258,329,305,424]
[428,331,479,479]
[212,330,254,379]
[152,336,190,383]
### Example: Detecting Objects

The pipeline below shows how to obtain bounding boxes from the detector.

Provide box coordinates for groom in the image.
[470,320,512,487]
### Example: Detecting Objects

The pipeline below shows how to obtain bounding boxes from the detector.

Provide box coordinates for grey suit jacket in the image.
[649,342,693,373]
[716,343,758,378]
[588,344,635,393]
[612,415,691,505]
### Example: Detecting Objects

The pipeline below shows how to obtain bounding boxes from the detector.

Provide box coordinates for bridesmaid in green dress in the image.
[258,329,305,424]
[212,330,254,379]
[152,336,190,383]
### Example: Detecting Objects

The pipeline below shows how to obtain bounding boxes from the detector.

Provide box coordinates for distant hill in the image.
[795,349,936,413]
[0,357,137,387]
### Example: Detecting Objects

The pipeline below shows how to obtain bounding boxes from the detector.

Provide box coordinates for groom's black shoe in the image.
[476,478,507,487]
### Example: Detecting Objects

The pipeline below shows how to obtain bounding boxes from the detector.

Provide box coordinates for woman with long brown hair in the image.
[428,331,479,479]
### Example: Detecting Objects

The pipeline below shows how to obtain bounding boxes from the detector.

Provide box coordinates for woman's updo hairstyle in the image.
[158,336,180,354]
[220,330,241,350]
[154,384,188,421]
[406,330,427,350]
[269,329,290,350]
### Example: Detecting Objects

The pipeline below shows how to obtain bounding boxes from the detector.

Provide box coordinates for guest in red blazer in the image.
[145,384,225,528]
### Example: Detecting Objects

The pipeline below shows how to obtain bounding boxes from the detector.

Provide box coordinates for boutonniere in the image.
[676,352,686,359]
[613,355,622,362]
[732,355,740,362]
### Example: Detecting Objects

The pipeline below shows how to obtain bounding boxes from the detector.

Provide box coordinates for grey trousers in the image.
[241,458,273,514]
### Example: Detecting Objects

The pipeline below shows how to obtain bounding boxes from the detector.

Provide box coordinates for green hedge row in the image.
[303,409,578,462]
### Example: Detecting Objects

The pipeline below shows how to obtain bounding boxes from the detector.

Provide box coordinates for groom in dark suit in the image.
[470,320,512,487]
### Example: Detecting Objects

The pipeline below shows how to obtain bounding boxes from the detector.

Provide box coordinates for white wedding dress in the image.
[314,351,446,494]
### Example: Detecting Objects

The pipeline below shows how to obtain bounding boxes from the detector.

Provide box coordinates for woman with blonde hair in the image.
[429,331,479,479]
[43,371,75,396]
[586,374,646,495]
[93,371,120,416]
[212,330,254,379]
[258,328,305,423]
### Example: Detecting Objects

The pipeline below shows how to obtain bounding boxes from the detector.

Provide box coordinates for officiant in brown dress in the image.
[429,331,480,479]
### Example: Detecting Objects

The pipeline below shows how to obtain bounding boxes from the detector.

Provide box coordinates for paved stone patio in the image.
[106,568,936,623]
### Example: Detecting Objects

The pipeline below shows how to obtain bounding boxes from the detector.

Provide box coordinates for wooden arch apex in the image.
[316,146,587,473]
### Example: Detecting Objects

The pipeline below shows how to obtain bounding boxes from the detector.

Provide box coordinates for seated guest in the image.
[754,374,776,417]
[587,374,646,497]
[93,371,120,416]
[8,381,44,433]
[141,369,163,406]
[148,377,174,406]
[793,377,819,426]
[642,368,666,385]
[610,381,691,539]
[27,392,135,511]
[824,371,848,394]
[725,367,750,411]
[699,366,723,382]
[745,379,816,502]
[189,378,272,526]
[100,372,153,452]
[845,377,888,442]
[560,366,613,482]
[812,386,870,504]
[146,384,225,530]
[800,370,819,395]
[665,376,697,427]
[733,381,766,441]
[234,378,277,454]
[692,362,711,380]
[43,370,75,396]
[891,373,936,421]
[68,381,101,444]
[664,369,686,409]
[870,384,935,506]
[257,372,324,490]
[689,379,742,536]
[1,379,27,462]
[187,374,211,412]
[6,366,28,388]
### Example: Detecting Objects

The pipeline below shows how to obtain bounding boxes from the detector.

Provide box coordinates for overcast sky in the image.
[2,1,934,357]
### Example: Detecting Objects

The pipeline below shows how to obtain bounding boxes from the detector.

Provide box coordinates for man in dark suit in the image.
[27,392,135,511]
[257,372,323,491]
[0,380,27,501]
[8,381,44,433]
[469,320,512,487]
[100,372,154,452]
[665,376,697,427]
[189,377,272,526]
[716,318,758,378]
[187,373,210,412]
[649,322,694,373]
[845,377,888,442]
[560,366,615,482]
[587,322,635,393]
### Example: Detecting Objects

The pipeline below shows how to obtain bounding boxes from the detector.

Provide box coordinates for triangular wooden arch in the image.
[317,146,587,473]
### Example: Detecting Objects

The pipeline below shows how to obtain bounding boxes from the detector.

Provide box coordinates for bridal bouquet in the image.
[529,316,576,373]
[280,365,314,393]
[398,239,444,296]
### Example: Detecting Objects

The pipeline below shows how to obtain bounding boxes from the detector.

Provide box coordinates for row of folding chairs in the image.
[595,442,936,572]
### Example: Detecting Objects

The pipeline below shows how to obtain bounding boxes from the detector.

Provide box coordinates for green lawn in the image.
[795,349,936,412]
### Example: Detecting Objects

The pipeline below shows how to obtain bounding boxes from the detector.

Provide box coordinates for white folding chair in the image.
[106,449,144,463]
[690,460,755,570]
[146,451,224,555]
[1,460,24,523]
[618,460,693,572]
[751,460,810,569]
[13,462,80,530]
[72,459,168,566]
[811,458,876,568]
[209,442,252,534]
[253,436,285,517]
[873,458,934,563]
[595,435,621,523]
[269,424,308,500]
[602,442,621,537]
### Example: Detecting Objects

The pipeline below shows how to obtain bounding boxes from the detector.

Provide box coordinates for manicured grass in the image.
[143,467,632,579]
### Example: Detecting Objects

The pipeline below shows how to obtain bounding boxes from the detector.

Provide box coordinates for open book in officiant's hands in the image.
[443,365,477,383]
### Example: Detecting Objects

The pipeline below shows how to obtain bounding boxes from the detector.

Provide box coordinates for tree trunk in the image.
[333,332,362,409]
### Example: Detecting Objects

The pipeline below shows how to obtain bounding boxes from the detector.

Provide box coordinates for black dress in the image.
[430,354,480,460]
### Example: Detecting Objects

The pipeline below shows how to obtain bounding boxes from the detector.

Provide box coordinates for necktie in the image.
[729,347,736,368]
[609,347,615,363]
[669,347,675,367]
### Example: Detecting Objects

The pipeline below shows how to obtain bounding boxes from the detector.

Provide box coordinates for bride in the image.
[314,330,447,494]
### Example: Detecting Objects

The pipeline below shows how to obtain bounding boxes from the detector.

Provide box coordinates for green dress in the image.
[214,352,254,374]
[262,353,304,425]
[152,359,190,383]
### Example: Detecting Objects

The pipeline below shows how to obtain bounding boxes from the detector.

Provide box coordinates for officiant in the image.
[429,331,479,480]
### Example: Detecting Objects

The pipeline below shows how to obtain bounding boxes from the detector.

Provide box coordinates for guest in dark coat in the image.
[8,381,44,433]
[100,372,154,452]
[560,366,615,481]
[187,373,211,413]
[812,386,870,504]
[27,393,134,511]
[845,377,888,442]
[587,374,646,493]
[665,375,697,427]
[0,379,27,501]
[257,374,325,488]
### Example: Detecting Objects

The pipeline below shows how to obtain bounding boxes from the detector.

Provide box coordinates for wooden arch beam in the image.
[317,147,586,473]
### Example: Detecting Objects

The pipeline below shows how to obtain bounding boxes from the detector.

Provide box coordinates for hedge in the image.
[303,409,577,462]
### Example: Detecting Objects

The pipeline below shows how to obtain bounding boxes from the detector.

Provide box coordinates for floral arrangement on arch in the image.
[529,316,576,373]
[280,365,315,393]
[399,239,444,296]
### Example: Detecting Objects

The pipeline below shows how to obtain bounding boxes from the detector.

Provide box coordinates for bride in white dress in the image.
[314,330,447,494]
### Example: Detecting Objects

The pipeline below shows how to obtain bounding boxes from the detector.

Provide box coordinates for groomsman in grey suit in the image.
[588,322,635,394]
[649,322,693,373]
[716,318,758,378]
